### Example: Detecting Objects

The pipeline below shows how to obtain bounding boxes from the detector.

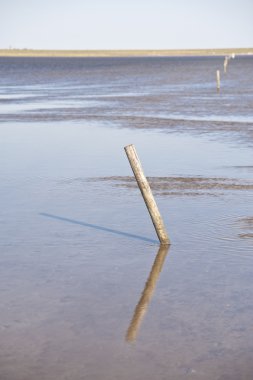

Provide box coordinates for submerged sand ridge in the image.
[87,176,253,197]
[1,112,252,146]
[235,217,253,239]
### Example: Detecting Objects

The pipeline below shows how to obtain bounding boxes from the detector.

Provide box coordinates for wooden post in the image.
[124,144,170,245]
[126,244,169,342]
[216,69,220,92]
[224,56,228,73]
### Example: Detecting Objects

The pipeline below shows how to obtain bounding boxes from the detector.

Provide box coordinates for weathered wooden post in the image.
[124,144,170,245]
[216,69,221,92]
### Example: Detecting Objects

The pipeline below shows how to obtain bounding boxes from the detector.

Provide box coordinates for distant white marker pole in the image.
[224,56,228,73]
[216,69,221,92]
[124,144,170,245]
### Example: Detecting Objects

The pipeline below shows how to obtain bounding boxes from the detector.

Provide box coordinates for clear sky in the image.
[1,0,253,50]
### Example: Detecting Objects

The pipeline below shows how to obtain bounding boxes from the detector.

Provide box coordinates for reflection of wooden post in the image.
[126,244,169,342]
[216,70,220,92]
[124,144,170,245]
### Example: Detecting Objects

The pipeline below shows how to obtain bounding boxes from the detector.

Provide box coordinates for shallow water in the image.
[0,57,253,380]
[1,56,253,145]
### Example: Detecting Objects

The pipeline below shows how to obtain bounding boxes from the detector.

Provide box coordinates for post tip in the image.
[124,144,135,150]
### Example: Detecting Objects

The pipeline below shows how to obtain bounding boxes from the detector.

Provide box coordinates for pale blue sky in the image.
[1,0,253,49]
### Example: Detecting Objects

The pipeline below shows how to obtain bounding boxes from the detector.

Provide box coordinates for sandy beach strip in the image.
[0,48,253,57]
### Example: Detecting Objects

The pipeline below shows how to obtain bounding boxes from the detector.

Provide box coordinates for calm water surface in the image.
[0,57,253,380]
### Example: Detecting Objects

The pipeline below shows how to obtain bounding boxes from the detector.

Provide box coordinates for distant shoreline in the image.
[0,48,253,57]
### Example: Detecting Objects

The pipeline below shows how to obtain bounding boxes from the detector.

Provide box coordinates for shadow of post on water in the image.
[39,212,159,244]
[126,244,170,342]
[40,212,169,342]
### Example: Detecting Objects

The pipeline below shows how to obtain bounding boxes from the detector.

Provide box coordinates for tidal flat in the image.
[0,56,253,380]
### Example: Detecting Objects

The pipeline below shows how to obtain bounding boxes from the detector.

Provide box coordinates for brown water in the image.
[0,57,253,380]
